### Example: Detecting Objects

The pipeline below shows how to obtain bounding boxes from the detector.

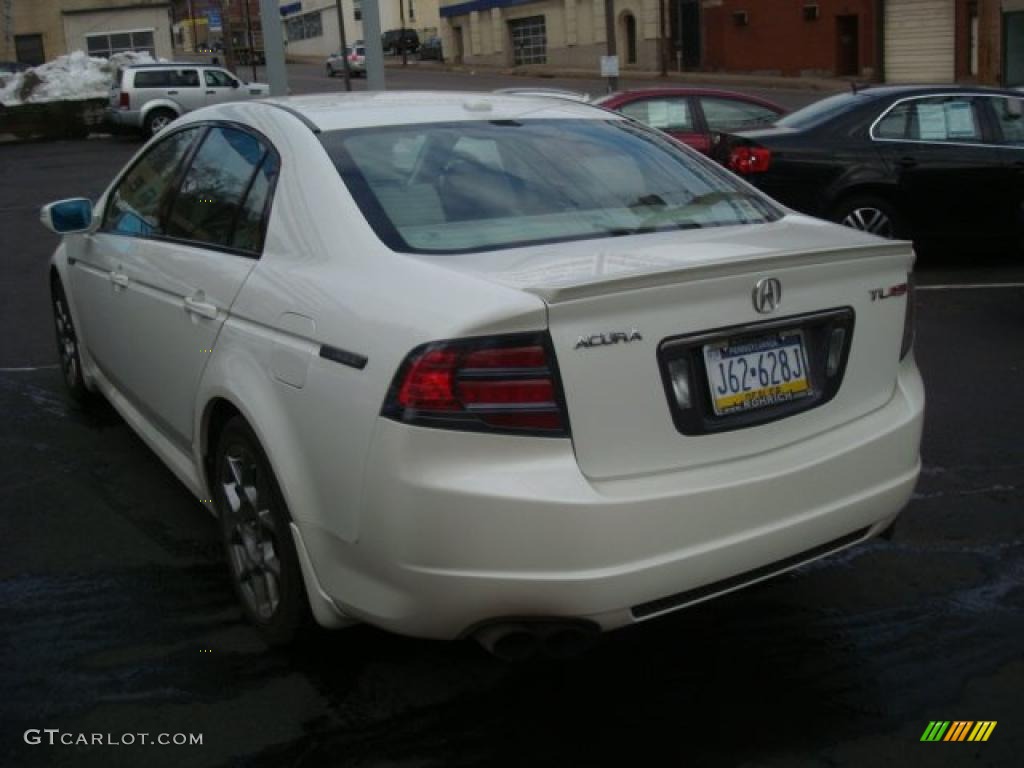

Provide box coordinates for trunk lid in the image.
[423,215,915,480]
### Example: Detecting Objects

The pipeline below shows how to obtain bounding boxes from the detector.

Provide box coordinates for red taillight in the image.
[119,91,130,109]
[384,335,569,436]
[728,146,772,174]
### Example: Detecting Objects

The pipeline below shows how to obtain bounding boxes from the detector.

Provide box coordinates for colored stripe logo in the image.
[920,721,997,742]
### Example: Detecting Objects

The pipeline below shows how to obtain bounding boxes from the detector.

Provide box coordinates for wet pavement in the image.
[2,136,1023,767]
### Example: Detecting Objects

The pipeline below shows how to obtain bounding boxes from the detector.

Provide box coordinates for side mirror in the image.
[232,79,239,88]
[40,198,93,234]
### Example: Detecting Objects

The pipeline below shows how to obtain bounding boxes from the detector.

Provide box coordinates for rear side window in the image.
[619,98,695,132]
[699,97,780,132]
[873,96,984,143]
[103,128,201,236]
[133,68,199,88]
[134,70,171,88]
[165,126,276,253]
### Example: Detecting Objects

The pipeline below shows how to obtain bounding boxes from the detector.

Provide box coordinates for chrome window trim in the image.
[867,92,1002,148]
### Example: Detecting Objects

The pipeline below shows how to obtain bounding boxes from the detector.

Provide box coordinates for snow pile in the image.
[0,50,158,106]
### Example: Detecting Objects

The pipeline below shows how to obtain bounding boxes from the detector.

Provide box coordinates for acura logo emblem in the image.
[752,278,782,314]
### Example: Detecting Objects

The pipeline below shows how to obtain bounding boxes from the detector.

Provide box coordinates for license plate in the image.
[703,331,812,416]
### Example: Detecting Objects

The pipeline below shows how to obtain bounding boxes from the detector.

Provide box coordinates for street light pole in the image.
[399,0,407,66]
[258,0,288,95]
[334,0,352,90]
[362,0,385,89]
[603,0,618,91]
[243,0,257,81]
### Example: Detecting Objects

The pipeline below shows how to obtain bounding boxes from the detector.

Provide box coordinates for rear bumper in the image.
[106,108,143,128]
[299,357,924,639]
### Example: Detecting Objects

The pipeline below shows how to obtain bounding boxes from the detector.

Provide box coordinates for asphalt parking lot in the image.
[2,87,1023,767]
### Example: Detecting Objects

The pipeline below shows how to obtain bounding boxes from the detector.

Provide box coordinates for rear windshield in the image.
[319,119,782,254]
[775,92,869,130]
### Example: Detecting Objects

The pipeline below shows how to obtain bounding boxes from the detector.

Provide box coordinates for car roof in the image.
[126,62,218,69]
[844,83,1024,99]
[596,87,785,110]
[261,91,617,131]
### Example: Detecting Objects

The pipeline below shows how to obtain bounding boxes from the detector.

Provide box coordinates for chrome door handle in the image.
[205,90,216,95]
[110,271,129,288]
[166,90,179,95]
[184,295,218,320]
[897,156,918,168]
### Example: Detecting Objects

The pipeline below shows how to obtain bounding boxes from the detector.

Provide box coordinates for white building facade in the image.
[439,0,662,69]
[281,0,439,58]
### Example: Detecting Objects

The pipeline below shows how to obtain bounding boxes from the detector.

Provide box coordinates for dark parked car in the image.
[418,36,443,61]
[381,28,419,55]
[596,88,785,155]
[714,85,1024,247]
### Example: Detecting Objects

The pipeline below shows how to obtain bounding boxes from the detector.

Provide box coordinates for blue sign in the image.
[206,9,222,31]
[280,2,302,15]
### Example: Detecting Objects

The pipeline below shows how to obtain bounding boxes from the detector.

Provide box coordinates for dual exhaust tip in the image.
[473,620,600,661]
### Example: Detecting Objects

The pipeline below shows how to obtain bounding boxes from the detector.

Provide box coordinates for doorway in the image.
[1006,12,1024,87]
[452,26,464,64]
[622,13,637,64]
[836,15,859,76]
[14,34,45,66]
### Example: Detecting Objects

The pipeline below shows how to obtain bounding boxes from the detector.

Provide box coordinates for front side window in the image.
[619,98,695,132]
[204,69,235,88]
[165,126,274,252]
[320,119,781,254]
[990,96,1024,145]
[700,97,779,132]
[103,128,201,236]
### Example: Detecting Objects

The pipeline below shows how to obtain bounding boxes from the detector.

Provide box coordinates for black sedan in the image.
[714,85,1024,248]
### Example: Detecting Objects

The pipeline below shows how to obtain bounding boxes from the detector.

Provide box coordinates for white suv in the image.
[108,63,269,137]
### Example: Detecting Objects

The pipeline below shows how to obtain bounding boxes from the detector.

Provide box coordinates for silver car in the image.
[326,45,366,78]
[108,63,270,137]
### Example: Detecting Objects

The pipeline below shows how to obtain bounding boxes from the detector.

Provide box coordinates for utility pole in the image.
[362,0,385,90]
[399,0,407,66]
[334,0,352,90]
[602,0,618,91]
[220,0,236,72]
[659,0,668,76]
[186,0,197,52]
[258,0,288,95]
[243,0,257,81]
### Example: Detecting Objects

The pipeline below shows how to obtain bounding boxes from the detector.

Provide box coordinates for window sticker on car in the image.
[918,104,948,140]
[946,102,977,138]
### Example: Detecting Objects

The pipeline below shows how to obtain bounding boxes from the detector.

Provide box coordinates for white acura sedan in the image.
[42,93,924,658]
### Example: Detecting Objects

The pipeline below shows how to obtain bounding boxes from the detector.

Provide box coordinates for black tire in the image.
[326,64,335,77]
[213,416,313,646]
[50,277,93,405]
[144,108,176,138]
[831,195,907,240]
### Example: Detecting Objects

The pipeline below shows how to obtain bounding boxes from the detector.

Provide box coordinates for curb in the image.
[284,55,852,92]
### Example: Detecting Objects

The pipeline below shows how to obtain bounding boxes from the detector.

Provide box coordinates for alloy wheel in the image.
[841,207,894,238]
[220,446,283,621]
[52,294,79,389]
[149,114,172,134]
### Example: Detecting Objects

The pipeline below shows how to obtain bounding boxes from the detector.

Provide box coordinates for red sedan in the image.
[595,88,786,154]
